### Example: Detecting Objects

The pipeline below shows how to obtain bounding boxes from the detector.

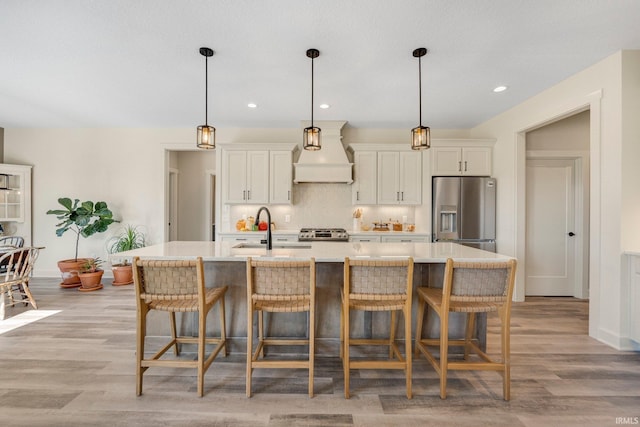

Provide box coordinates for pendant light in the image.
[411,47,431,150]
[303,48,321,151]
[197,47,215,149]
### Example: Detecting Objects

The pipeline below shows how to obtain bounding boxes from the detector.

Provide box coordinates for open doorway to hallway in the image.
[525,110,590,299]
[166,149,216,241]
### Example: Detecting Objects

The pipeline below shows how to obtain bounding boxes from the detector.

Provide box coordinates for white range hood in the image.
[294,120,353,184]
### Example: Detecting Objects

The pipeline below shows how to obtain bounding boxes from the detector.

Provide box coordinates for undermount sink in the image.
[232,242,312,249]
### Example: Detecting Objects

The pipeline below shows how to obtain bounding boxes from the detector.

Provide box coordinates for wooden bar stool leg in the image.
[258,310,265,358]
[404,304,412,399]
[343,304,351,399]
[502,308,511,400]
[197,308,206,397]
[169,312,180,356]
[309,301,315,398]
[246,302,253,397]
[464,312,476,361]
[136,305,148,396]
[339,297,344,360]
[440,312,449,399]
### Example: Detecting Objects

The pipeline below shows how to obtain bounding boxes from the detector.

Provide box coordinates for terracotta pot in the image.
[57,258,92,286]
[111,264,133,286]
[78,270,104,290]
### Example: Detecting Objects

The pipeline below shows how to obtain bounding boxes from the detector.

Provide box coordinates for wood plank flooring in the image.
[1,278,639,426]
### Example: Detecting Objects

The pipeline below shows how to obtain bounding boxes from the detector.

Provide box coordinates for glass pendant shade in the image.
[197,125,216,149]
[303,126,321,150]
[411,125,430,150]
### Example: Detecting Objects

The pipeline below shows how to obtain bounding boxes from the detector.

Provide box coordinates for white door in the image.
[525,159,577,296]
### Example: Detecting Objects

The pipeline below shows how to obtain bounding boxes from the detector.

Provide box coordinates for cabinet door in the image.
[431,147,463,176]
[352,151,377,204]
[246,151,269,203]
[222,151,248,203]
[0,172,25,222]
[270,151,293,204]
[377,152,400,204]
[462,147,492,176]
[399,151,422,205]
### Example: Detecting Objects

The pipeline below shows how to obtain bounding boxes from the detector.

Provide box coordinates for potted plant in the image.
[107,224,146,286]
[77,257,104,291]
[47,197,118,288]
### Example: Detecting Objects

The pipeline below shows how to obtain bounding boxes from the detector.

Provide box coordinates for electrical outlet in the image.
[285,214,291,223]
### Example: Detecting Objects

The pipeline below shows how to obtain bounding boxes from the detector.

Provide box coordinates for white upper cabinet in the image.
[222,150,269,204]
[270,150,293,204]
[431,146,492,176]
[377,151,422,205]
[352,151,377,204]
[221,144,297,205]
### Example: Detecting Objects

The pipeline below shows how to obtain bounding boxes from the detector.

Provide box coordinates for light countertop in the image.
[113,241,512,263]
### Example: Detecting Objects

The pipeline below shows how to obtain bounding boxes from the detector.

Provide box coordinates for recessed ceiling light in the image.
[493,86,508,93]
[247,103,257,108]
[319,104,330,109]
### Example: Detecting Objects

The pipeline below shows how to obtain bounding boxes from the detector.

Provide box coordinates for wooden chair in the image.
[0,247,41,313]
[341,257,414,399]
[0,236,25,248]
[132,256,228,397]
[246,257,316,397]
[415,258,517,400]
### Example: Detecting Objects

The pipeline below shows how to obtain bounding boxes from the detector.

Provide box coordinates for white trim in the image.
[205,168,216,242]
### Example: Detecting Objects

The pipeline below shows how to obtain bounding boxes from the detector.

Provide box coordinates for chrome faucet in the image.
[254,206,272,250]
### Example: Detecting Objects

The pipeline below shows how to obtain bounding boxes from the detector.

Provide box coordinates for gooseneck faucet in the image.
[254,206,272,250]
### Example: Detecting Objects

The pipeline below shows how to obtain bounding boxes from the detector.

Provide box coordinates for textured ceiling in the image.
[1,0,640,129]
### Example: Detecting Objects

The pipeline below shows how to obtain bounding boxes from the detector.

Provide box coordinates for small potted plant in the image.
[77,257,105,291]
[47,197,118,288]
[107,224,146,286]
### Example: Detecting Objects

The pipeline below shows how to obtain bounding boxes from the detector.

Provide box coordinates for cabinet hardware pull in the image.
[401,191,404,201]
[243,190,246,200]
[401,240,410,242]
[396,191,399,201]
[464,161,468,172]
[247,190,250,200]
[458,161,462,172]
[288,190,291,201]
[356,191,360,201]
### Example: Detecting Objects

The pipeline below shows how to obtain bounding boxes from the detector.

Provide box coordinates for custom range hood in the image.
[294,120,353,183]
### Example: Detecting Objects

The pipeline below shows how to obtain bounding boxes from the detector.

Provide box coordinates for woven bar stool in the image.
[133,256,228,397]
[246,257,316,397]
[415,258,517,400]
[341,257,414,399]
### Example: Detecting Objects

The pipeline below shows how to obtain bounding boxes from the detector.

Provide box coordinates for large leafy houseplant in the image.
[47,197,118,262]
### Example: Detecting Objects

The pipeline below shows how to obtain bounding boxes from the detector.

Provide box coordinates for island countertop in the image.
[113,240,512,263]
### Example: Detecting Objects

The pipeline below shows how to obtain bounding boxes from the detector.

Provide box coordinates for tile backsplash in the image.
[224,183,416,232]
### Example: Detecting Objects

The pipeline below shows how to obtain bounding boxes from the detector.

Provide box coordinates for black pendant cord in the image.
[418,54,422,128]
[205,55,208,126]
[311,56,314,128]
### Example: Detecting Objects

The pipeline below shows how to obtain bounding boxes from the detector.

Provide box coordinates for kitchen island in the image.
[116,241,513,354]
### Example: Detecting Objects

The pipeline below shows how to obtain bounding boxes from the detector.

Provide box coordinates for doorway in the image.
[524,110,590,298]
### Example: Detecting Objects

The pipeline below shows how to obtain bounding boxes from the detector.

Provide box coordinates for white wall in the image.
[526,110,590,151]
[470,50,640,349]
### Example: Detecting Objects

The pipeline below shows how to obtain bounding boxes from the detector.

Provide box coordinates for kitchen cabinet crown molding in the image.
[430,138,496,147]
[218,142,299,152]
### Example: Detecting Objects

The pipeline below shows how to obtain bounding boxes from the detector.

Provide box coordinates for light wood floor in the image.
[1,278,639,426]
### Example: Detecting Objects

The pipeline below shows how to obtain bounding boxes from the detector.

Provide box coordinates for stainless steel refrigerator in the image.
[432,176,496,252]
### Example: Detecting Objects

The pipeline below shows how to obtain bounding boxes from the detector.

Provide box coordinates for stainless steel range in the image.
[298,227,349,242]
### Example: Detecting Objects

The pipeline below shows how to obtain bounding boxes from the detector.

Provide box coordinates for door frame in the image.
[525,152,589,298]
[514,89,601,338]
[168,168,179,241]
